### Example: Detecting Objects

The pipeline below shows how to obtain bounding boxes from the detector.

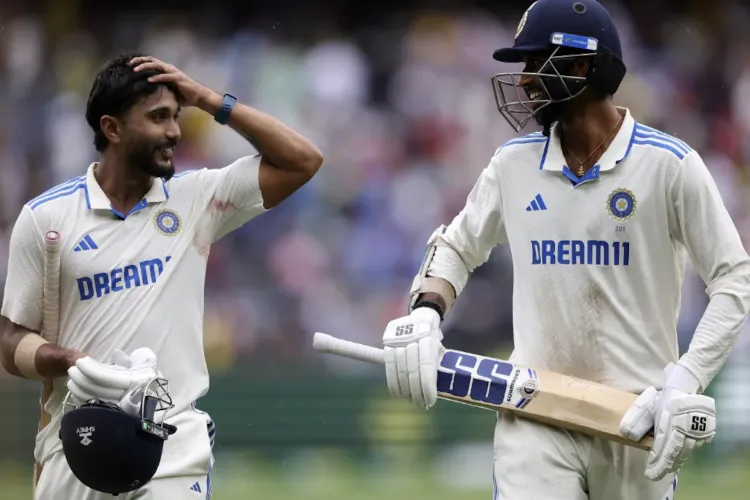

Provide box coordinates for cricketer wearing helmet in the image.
[381,1,750,499]
[0,53,323,499]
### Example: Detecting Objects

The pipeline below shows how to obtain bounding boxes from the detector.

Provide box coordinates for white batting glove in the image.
[383,307,442,410]
[67,348,161,403]
[620,364,716,481]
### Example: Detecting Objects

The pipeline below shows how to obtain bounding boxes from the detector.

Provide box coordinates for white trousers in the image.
[492,413,678,500]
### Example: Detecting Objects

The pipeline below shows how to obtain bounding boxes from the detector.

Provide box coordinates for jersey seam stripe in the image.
[633,132,690,154]
[633,131,690,156]
[634,125,691,152]
[635,123,691,150]
[28,181,87,209]
[631,139,686,160]
[173,169,201,178]
[29,181,86,208]
[28,175,85,205]
[496,138,547,155]
[505,138,547,145]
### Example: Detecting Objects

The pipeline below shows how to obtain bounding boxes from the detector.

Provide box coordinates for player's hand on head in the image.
[382,307,442,410]
[130,56,209,107]
[66,347,162,403]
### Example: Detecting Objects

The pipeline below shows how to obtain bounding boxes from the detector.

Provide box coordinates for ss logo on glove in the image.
[691,415,707,432]
[395,324,414,336]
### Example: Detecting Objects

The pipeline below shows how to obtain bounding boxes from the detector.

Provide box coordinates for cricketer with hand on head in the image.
[382,1,750,499]
[0,53,323,499]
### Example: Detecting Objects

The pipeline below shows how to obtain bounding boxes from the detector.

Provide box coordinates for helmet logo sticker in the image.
[516,1,538,39]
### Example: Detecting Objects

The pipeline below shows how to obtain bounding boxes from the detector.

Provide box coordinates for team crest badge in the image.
[607,189,637,221]
[516,1,538,39]
[153,209,182,236]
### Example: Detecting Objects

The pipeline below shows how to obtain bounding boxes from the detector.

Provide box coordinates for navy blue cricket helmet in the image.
[491,0,627,132]
[59,378,177,495]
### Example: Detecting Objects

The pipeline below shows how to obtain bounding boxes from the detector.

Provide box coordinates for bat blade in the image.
[313,332,653,451]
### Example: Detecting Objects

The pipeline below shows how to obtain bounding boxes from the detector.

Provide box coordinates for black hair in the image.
[85,52,177,152]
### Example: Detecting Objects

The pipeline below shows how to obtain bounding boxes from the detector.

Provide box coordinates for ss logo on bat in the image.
[395,324,414,336]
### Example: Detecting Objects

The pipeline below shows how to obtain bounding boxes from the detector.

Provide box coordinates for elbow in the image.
[709,259,750,311]
[300,145,324,179]
[0,320,19,376]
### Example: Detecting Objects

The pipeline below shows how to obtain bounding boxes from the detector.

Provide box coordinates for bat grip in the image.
[312,333,385,366]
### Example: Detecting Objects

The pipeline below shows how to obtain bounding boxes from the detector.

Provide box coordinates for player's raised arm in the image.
[198,92,324,209]
[131,55,323,207]
[381,156,507,410]
[667,151,750,391]
[0,206,83,380]
[131,55,323,241]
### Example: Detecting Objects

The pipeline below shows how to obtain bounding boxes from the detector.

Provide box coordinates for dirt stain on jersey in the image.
[535,276,609,382]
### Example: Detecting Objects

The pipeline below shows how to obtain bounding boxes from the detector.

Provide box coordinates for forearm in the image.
[678,292,749,391]
[197,90,322,174]
[1,322,82,380]
[409,232,471,318]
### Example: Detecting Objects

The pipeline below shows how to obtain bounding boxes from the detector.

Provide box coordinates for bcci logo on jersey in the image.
[153,209,182,236]
[607,188,636,221]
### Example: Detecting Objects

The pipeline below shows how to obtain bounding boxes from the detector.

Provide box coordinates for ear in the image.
[99,115,123,146]
[572,57,591,78]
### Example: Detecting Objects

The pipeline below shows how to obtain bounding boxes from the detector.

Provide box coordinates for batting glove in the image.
[383,307,442,410]
[619,364,716,481]
[67,347,161,403]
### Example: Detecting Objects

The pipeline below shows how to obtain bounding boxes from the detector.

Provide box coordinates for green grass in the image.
[4,450,750,500]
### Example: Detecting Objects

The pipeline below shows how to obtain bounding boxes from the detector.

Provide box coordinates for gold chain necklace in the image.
[563,112,624,177]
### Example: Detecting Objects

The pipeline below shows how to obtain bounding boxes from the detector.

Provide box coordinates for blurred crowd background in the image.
[2,0,750,498]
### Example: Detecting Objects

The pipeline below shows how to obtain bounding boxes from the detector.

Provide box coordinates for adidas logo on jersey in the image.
[74,234,99,252]
[525,194,547,212]
[190,482,202,493]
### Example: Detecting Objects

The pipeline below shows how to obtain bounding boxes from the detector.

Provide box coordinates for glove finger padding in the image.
[671,434,696,471]
[406,342,426,408]
[383,347,402,399]
[67,369,126,401]
[394,347,412,403]
[619,386,659,441]
[75,356,156,390]
[128,347,158,370]
[110,349,132,368]
[418,336,439,408]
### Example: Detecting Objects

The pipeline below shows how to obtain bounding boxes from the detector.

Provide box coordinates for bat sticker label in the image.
[436,351,541,410]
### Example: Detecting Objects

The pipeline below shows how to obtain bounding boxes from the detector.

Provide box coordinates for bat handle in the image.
[312,332,385,366]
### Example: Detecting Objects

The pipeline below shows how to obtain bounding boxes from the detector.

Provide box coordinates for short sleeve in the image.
[1,205,44,331]
[197,155,268,242]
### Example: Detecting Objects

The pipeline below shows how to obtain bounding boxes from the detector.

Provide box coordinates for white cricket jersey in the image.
[432,107,750,393]
[2,155,266,468]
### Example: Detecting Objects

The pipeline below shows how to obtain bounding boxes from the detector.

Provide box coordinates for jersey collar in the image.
[539,107,636,173]
[84,163,169,210]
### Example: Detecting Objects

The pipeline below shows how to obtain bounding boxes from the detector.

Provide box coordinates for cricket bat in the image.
[33,230,62,491]
[313,332,654,451]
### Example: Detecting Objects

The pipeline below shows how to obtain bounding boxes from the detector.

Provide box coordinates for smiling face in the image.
[517,51,592,129]
[114,86,182,180]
